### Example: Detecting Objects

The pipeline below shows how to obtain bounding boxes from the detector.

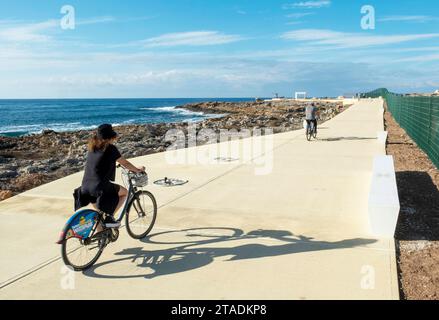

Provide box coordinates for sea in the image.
[0,98,254,137]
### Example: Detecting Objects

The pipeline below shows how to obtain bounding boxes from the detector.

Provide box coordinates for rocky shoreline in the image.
[0,99,346,201]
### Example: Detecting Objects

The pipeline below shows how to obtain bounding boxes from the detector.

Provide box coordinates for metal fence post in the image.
[428,95,432,146]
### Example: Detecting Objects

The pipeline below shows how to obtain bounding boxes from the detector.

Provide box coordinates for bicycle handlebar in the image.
[117,163,146,174]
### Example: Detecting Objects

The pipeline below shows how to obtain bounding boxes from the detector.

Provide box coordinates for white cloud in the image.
[286,12,315,19]
[283,1,331,9]
[378,15,438,23]
[0,20,57,42]
[281,29,439,48]
[389,46,439,53]
[77,16,152,25]
[285,12,315,25]
[286,21,304,26]
[45,70,190,86]
[397,54,439,62]
[76,16,116,26]
[141,31,244,47]
[0,16,120,43]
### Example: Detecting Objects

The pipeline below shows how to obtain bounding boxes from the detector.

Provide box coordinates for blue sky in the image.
[0,0,438,98]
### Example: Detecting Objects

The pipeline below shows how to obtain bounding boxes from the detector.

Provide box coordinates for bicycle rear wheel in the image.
[126,190,157,239]
[61,228,106,271]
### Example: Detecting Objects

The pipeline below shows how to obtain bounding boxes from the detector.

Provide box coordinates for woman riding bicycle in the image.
[81,124,145,228]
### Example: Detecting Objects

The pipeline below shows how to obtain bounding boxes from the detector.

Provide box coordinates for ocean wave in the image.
[0,124,43,131]
[140,106,175,111]
[0,122,98,135]
[0,124,43,135]
[141,106,205,117]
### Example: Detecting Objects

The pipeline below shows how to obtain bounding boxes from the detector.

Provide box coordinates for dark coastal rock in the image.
[1,164,18,171]
[65,158,80,166]
[57,138,70,145]
[0,141,17,150]
[0,170,18,179]
[0,156,10,164]
[24,166,45,174]
[49,164,61,172]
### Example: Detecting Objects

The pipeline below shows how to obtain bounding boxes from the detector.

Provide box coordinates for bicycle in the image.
[305,120,317,141]
[57,165,157,271]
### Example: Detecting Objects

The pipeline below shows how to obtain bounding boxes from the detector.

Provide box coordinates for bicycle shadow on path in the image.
[319,137,377,142]
[84,227,377,280]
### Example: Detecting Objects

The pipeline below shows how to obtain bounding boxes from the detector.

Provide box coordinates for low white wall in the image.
[377,131,388,145]
[368,155,400,237]
[342,98,360,106]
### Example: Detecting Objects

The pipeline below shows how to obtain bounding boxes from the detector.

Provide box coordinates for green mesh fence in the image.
[363,88,439,169]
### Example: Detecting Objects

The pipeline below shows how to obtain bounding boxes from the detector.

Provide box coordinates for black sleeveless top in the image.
[81,144,121,196]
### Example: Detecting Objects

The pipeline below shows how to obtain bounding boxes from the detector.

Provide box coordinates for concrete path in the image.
[0,99,399,300]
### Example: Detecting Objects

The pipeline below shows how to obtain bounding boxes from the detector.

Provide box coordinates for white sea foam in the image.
[141,106,205,117]
[0,122,98,135]
[0,124,43,134]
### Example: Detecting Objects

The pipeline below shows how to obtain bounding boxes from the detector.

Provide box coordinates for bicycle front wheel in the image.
[306,126,312,141]
[126,190,157,239]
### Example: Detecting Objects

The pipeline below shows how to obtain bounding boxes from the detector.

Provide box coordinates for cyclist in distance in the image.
[305,103,319,135]
[81,124,145,228]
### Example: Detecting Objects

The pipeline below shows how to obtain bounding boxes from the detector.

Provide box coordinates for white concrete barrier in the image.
[343,98,358,106]
[377,131,388,144]
[368,155,400,237]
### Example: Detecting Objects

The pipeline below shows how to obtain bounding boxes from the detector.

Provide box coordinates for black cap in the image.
[97,124,117,140]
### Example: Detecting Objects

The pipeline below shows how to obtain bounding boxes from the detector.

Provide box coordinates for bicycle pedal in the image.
[110,228,120,242]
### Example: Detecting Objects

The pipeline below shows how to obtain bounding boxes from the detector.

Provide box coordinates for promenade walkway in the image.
[0,99,399,299]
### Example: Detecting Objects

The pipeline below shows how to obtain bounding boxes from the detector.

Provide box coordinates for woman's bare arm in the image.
[117,157,145,173]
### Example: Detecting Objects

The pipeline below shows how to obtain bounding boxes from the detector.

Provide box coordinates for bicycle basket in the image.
[131,173,149,187]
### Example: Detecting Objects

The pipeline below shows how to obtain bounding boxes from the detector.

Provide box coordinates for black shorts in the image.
[87,183,120,216]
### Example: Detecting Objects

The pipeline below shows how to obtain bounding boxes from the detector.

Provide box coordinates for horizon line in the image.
[0,96,270,100]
